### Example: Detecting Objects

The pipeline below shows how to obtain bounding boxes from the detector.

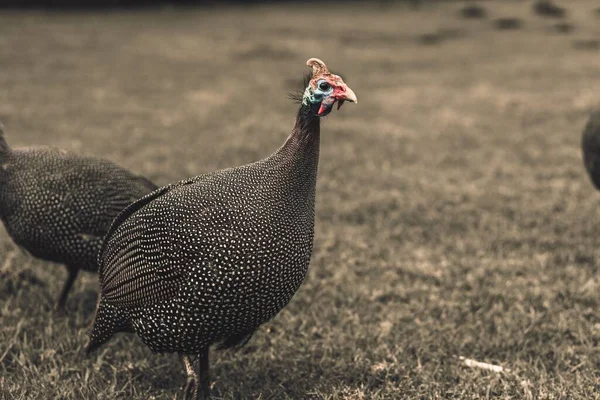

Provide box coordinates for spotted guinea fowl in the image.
[86,58,357,399]
[0,124,157,311]
[582,110,600,190]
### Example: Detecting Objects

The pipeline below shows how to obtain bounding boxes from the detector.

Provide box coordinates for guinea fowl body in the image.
[90,108,320,353]
[582,110,600,190]
[87,58,357,399]
[0,128,157,309]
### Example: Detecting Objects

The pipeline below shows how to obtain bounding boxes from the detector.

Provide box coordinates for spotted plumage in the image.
[582,110,600,190]
[87,58,357,399]
[0,124,157,310]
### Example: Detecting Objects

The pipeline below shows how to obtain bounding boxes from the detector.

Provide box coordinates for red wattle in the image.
[318,104,328,115]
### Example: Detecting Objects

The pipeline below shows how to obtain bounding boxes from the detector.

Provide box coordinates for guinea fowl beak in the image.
[342,87,358,104]
[336,86,358,110]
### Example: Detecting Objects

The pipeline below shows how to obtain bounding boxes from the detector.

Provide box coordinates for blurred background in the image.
[4,0,418,7]
[1,0,600,398]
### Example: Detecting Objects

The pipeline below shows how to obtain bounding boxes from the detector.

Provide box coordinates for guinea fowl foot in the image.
[180,355,201,400]
[179,351,210,400]
[181,376,198,400]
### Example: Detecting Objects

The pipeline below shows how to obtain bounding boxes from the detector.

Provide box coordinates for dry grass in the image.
[1,0,600,398]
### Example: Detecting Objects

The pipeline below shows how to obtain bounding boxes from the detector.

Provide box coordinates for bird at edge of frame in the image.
[582,110,600,191]
[0,125,157,313]
[85,57,358,400]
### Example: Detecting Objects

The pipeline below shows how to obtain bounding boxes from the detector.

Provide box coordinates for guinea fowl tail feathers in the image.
[86,296,132,355]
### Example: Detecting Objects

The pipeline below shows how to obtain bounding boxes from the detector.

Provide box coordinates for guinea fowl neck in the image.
[278,103,320,174]
[270,103,321,205]
[280,104,320,157]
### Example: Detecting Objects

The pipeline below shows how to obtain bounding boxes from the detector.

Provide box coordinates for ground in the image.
[1,1,600,398]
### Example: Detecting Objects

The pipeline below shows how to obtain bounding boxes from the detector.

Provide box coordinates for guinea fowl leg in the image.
[55,266,79,312]
[181,355,199,400]
[198,348,210,399]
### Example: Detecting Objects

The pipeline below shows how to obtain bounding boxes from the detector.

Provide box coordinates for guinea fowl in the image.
[0,124,157,311]
[582,110,600,190]
[86,58,357,399]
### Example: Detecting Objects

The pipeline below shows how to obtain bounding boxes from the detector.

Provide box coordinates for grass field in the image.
[1,1,600,398]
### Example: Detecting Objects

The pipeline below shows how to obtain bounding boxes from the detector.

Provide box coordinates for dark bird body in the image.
[582,110,600,190]
[0,126,157,310]
[95,128,318,353]
[87,58,357,399]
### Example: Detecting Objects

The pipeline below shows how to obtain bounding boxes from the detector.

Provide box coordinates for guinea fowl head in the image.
[302,58,357,117]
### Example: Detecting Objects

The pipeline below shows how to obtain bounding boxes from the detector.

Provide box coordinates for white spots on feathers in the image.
[0,145,156,296]
[91,112,320,354]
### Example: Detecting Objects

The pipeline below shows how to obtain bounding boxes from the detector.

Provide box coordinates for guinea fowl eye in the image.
[318,82,330,91]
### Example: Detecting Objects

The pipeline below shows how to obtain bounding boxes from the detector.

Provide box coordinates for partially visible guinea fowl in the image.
[86,58,357,399]
[0,124,157,311]
[582,110,600,190]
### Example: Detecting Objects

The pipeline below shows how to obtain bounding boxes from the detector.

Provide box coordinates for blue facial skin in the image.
[303,79,335,116]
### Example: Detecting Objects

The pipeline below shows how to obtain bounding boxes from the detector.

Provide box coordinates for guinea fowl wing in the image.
[99,176,248,309]
[99,183,188,309]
